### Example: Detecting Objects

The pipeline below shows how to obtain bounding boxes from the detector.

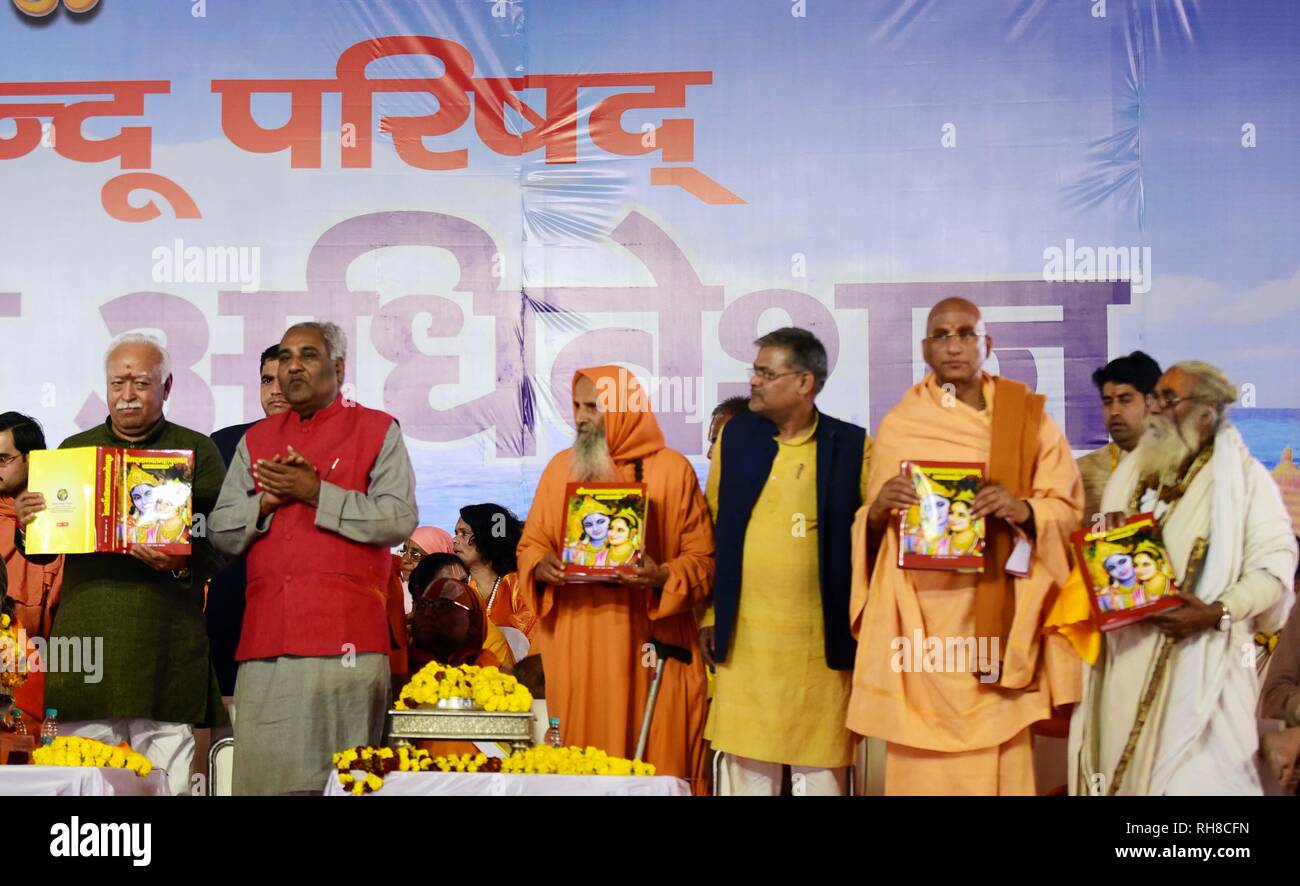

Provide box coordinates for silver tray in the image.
[386,706,534,754]
[434,697,477,710]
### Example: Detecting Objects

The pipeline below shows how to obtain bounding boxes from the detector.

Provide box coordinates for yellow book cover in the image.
[561,481,649,582]
[26,447,102,555]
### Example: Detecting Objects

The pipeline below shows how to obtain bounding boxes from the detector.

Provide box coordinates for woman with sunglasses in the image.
[406,575,511,759]
[406,554,517,678]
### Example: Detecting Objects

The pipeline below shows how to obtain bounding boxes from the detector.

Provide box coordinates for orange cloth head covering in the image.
[573,366,665,463]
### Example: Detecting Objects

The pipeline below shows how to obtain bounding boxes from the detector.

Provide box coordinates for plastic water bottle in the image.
[9,710,26,736]
[545,717,562,748]
[40,708,58,746]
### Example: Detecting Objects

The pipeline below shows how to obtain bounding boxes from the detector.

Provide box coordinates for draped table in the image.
[324,771,689,797]
[0,766,169,796]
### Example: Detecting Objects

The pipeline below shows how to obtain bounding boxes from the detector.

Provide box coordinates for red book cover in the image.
[897,460,986,572]
[561,481,649,583]
[97,448,116,552]
[1071,512,1182,632]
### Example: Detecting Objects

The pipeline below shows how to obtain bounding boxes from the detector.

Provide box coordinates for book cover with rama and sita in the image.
[898,460,986,572]
[561,482,649,582]
[1072,512,1182,632]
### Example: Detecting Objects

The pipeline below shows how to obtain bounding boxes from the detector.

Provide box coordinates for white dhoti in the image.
[62,718,195,797]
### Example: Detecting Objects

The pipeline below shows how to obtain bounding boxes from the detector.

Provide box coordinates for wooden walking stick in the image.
[1107,536,1208,795]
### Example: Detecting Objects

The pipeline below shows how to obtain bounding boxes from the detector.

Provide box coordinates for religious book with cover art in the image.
[561,481,649,582]
[1072,512,1182,632]
[897,460,986,572]
[25,447,195,555]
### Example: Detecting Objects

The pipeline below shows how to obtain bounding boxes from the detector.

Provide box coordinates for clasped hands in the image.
[253,445,321,516]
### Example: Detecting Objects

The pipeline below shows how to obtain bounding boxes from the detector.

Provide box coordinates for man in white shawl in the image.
[1070,361,1297,795]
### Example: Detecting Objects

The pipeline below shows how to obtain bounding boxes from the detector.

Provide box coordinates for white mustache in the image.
[115,401,143,411]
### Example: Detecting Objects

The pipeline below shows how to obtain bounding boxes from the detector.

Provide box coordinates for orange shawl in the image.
[846,375,1084,753]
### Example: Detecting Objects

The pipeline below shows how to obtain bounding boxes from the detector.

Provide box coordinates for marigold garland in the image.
[0,613,29,692]
[394,661,532,713]
[31,736,152,777]
[332,744,655,795]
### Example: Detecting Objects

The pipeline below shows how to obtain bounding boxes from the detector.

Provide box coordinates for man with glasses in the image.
[702,327,870,795]
[1071,361,1296,794]
[847,297,1084,795]
[1076,352,1162,522]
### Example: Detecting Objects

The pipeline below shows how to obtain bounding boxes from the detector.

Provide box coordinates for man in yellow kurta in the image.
[847,298,1084,795]
[702,327,870,795]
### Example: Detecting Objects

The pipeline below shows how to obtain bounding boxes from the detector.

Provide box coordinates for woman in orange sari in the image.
[454,504,537,641]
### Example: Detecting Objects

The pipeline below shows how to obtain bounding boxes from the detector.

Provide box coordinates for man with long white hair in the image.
[1070,361,1297,795]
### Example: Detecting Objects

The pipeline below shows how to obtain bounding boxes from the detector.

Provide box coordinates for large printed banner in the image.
[2,0,1298,529]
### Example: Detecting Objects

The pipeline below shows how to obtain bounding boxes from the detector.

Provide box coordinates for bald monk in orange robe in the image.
[847,298,1084,794]
[517,367,714,792]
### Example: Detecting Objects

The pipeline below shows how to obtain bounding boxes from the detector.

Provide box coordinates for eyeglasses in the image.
[924,330,983,346]
[748,366,807,384]
[400,545,426,563]
[1154,391,1202,410]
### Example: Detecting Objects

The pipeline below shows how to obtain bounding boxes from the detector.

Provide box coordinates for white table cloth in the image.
[325,771,689,797]
[0,766,170,796]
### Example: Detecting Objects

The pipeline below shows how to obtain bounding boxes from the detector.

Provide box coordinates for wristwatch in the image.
[1216,601,1233,633]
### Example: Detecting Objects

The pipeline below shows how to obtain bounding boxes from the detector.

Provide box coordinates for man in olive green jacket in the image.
[15,334,225,795]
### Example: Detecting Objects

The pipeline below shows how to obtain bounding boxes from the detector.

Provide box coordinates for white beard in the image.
[571,425,618,482]
[1130,411,1205,486]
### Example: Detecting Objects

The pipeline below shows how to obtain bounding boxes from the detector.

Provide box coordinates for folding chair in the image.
[208,737,235,797]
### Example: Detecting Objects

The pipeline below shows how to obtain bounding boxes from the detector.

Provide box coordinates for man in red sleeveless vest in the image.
[211,322,418,794]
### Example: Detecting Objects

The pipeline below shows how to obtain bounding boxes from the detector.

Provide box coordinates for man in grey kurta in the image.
[210,321,417,794]
[14,334,226,796]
